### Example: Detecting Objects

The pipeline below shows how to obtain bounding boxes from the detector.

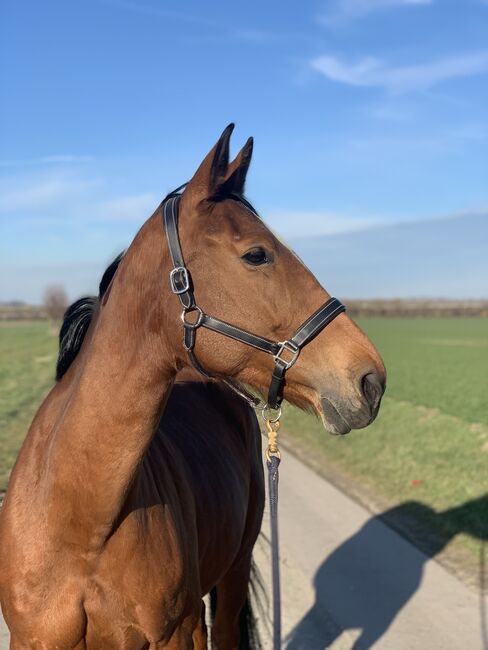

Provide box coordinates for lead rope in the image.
[264,409,282,650]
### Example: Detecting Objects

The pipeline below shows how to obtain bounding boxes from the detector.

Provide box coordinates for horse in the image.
[0,124,386,649]
[57,253,265,648]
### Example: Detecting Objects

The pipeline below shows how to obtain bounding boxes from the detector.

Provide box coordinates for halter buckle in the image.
[273,340,300,370]
[169,266,191,295]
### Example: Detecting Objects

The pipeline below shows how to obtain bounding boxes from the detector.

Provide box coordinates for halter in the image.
[162,194,346,411]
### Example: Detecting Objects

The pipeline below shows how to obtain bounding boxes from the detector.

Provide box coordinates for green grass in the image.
[0,321,57,488]
[360,317,488,426]
[283,317,488,574]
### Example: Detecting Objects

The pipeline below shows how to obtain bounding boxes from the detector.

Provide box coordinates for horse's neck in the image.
[42,216,176,548]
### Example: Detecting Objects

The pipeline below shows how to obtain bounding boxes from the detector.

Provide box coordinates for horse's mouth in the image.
[319,396,352,435]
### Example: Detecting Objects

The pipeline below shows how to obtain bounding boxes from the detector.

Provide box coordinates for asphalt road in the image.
[254,450,488,649]
[2,450,487,649]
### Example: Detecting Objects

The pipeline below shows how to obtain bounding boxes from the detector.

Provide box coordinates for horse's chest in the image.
[5,541,191,649]
[82,574,189,649]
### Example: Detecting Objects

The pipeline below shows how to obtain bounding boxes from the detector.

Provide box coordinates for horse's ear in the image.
[217,136,253,197]
[185,124,234,200]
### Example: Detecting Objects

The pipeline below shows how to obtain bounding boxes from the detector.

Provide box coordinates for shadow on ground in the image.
[286,495,488,650]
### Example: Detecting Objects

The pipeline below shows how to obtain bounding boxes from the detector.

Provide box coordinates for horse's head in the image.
[161,125,386,434]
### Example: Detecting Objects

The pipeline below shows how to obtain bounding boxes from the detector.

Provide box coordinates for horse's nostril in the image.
[361,372,384,413]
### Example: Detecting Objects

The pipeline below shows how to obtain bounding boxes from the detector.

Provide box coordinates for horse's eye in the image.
[242,247,270,266]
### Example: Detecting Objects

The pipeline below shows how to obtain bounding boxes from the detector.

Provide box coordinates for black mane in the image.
[56,253,124,380]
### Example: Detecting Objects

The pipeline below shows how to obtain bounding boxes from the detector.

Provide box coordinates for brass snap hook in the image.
[263,405,282,463]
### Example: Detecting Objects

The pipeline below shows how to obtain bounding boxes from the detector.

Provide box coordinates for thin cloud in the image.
[232,29,284,44]
[102,0,283,45]
[311,51,488,93]
[320,0,432,24]
[0,166,158,227]
[341,125,487,161]
[0,155,94,168]
[101,0,218,27]
[368,101,416,121]
[40,155,94,164]
[95,193,159,222]
[266,210,386,238]
[0,175,103,213]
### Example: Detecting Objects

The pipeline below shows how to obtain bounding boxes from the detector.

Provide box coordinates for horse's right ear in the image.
[184,124,234,202]
[216,136,253,197]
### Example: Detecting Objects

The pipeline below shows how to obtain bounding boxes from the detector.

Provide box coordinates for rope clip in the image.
[263,405,282,463]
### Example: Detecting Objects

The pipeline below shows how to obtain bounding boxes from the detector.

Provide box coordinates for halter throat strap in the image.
[162,195,345,409]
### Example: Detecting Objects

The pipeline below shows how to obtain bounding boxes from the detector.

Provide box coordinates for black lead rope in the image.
[162,192,346,649]
[268,454,281,650]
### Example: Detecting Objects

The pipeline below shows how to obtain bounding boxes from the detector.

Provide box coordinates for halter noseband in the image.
[163,194,345,410]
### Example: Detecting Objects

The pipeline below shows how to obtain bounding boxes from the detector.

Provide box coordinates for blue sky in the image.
[1,0,488,301]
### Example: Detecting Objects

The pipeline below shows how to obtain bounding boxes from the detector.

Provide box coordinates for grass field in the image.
[1,318,487,579]
[283,317,488,577]
[0,322,58,489]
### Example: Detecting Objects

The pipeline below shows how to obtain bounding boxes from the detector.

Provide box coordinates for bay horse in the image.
[0,125,385,649]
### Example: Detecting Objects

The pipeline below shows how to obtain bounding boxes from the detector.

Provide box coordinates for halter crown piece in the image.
[162,194,346,411]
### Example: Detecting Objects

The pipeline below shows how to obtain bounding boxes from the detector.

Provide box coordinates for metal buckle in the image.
[169,266,190,294]
[273,340,300,370]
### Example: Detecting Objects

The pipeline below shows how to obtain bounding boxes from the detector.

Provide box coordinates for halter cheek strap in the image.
[163,195,345,410]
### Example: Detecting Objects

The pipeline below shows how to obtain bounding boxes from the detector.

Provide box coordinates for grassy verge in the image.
[281,316,488,588]
[0,321,58,489]
[359,317,488,426]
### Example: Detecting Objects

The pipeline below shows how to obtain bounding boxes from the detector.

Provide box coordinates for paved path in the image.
[2,451,487,648]
[254,450,488,649]
[0,609,6,648]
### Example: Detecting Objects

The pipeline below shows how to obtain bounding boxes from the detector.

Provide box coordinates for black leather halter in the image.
[163,194,346,410]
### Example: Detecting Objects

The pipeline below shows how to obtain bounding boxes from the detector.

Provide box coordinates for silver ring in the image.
[262,404,282,423]
[180,306,204,328]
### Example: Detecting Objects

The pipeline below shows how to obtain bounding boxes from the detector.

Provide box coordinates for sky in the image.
[1,0,487,302]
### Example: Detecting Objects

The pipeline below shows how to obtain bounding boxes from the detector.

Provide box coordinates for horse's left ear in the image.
[183,126,254,207]
[217,136,253,197]
[184,124,234,201]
